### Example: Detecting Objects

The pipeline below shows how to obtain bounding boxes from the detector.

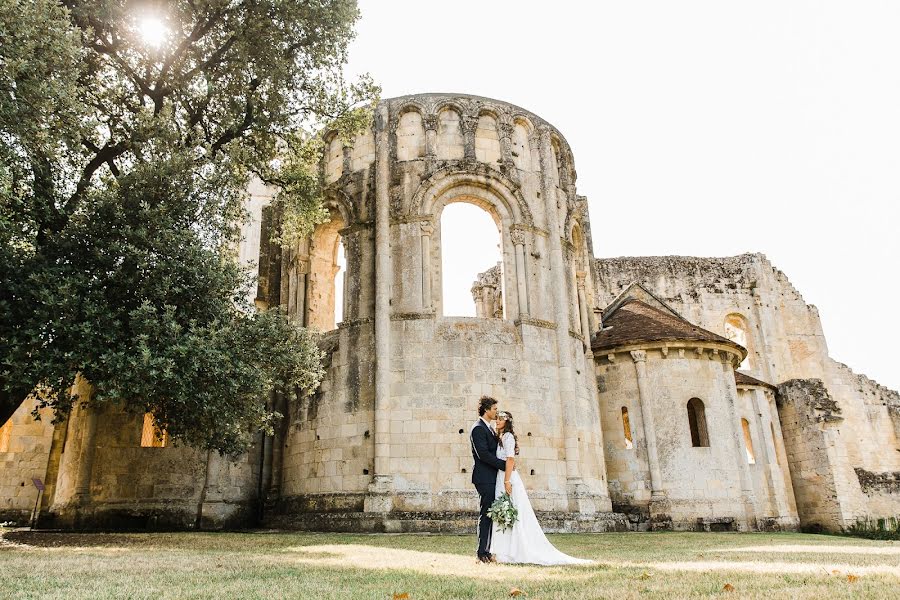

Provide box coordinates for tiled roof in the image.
[591,299,746,357]
[734,371,776,389]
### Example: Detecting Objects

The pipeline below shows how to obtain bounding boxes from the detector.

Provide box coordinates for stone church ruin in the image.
[2,94,898,533]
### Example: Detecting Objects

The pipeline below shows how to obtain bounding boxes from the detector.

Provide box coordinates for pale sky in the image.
[344,0,900,391]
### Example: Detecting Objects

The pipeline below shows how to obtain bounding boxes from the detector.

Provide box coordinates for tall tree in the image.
[0,0,377,453]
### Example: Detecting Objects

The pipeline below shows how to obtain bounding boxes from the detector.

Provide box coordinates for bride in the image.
[490,411,593,565]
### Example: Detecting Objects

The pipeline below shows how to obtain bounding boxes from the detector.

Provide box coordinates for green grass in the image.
[1,529,898,599]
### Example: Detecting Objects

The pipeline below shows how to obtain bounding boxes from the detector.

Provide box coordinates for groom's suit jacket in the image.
[470,419,507,485]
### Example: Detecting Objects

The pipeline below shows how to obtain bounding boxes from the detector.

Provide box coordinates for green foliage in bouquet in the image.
[487,493,519,532]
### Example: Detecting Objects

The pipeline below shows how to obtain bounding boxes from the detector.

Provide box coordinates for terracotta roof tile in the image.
[591,299,746,357]
[734,371,776,389]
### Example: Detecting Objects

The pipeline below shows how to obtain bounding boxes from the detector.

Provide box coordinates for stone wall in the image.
[595,346,790,530]
[0,397,55,523]
[595,254,900,531]
[46,402,261,530]
[278,323,376,512]
[776,379,853,530]
[268,93,614,529]
[593,254,829,385]
[735,386,799,529]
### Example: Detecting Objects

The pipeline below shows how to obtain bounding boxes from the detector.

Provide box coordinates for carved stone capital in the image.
[423,114,439,132]
[419,221,434,236]
[510,229,527,246]
[498,122,514,139]
[630,350,647,364]
[460,114,478,135]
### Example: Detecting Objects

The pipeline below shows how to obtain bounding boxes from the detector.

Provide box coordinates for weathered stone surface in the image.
[2,95,897,534]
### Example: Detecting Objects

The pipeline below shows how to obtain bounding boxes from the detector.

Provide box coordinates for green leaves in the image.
[0,1,372,452]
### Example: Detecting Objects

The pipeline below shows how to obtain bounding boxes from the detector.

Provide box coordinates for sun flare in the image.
[138,15,167,48]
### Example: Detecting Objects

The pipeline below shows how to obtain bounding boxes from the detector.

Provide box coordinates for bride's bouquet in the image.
[487,493,518,532]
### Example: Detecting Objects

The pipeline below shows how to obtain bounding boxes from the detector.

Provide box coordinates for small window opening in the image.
[621,406,633,449]
[0,419,11,452]
[742,418,756,464]
[687,398,709,447]
[724,314,752,370]
[140,413,168,448]
[307,213,346,331]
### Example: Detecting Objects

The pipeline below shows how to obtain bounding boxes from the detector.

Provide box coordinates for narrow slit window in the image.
[621,407,633,449]
[687,398,709,447]
[140,413,168,448]
[742,418,756,464]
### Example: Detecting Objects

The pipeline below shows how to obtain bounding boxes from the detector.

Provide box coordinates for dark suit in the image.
[470,418,507,559]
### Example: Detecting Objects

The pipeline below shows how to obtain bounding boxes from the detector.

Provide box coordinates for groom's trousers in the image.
[475,483,495,558]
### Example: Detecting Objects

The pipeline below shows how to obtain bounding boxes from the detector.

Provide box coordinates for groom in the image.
[470,395,508,563]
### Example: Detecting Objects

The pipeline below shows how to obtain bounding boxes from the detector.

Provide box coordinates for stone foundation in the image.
[266,509,629,534]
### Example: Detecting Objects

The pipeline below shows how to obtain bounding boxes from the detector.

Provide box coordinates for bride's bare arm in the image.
[504,434,515,494]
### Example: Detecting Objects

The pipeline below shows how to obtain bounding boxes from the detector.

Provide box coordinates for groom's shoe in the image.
[476,555,491,564]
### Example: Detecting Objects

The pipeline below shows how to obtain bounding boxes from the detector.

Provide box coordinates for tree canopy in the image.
[0,0,377,453]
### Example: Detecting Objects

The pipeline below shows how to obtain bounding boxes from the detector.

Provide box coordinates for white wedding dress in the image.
[490,432,593,565]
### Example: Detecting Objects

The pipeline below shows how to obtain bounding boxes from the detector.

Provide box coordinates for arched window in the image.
[621,407,633,449]
[511,120,533,171]
[687,398,709,447]
[436,108,464,160]
[0,418,11,452]
[474,113,501,164]
[742,418,756,464]
[549,139,561,185]
[724,314,752,370]
[396,111,425,161]
[440,202,504,318]
[306,210,346,331]
[140,413,168,448]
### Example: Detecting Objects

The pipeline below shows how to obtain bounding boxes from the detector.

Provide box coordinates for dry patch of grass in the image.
[1,529,898,599]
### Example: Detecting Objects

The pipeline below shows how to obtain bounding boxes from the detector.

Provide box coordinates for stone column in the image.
[498,121,516,173]
[71,376,97,506]
[538,126,584,500]
[367,102,393,508]
[766,392,798,513]
[720,356,757,529]
[750,388,791,520]
[510,229,529,318]
[461,114,477,161]
[630,350,665,503]
[423,114,438,158]
[576,272,591,349]
[420,221,434,311]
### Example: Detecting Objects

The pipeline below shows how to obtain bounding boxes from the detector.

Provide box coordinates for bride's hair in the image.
[497,411,520,455]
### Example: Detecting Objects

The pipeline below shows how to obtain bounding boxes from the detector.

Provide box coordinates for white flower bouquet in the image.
[487,493,518,532]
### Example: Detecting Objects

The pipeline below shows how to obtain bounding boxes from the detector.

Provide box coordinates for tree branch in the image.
[210,80,260,156]
[63,141,130,219]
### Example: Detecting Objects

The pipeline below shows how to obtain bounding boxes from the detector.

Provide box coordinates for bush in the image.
[844,516,900,540]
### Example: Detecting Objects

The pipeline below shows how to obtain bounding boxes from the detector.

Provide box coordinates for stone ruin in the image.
[1,94,897,534]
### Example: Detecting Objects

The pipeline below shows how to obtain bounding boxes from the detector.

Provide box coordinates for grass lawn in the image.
[1,529,898,599]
